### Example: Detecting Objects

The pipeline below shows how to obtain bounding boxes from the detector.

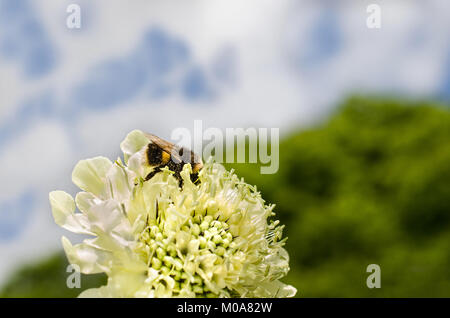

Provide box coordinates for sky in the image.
[0,0,449,285]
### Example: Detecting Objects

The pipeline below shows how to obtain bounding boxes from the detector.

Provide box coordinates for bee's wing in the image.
[143,133,183,163]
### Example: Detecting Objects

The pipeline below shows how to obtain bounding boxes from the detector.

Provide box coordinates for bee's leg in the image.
[190,172,200,185]
[165,160,184,188]
[176,173,184,188]
[144,165,164,181]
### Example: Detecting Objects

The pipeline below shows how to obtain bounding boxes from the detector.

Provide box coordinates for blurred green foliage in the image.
[1,96,449,297]
[229,96,450,297]
[0,253,106,298]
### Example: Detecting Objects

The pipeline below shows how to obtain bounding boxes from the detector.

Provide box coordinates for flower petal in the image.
[72,157,112,198]
[107,162,134,204]
[49,191,92,235]
[87,200,132,237]
[76,193,134,248]
[75,191,98,215]
[78,286,113,298]
[127,147,152,178]
[62,236,112,274]
[120,130,149,164]
[255,280,297,298]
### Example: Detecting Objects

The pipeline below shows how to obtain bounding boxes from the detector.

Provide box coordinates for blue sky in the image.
[0,0,449,284]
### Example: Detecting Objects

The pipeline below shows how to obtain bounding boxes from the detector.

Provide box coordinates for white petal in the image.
[276,283,297,298]
[75,191,98,215]
[108,272,148,297]
[257,280,297,298]
[127,147,151,178]
[107,163,134,204]
[78,286,113,298]
[87,200,132,237]
[177,288,196,298]
[49,191,92,235]
[127,188,147,228]
[76,195,134,248]
[120,130,149,164]
[153,275,175,298]
[72,157,112,198]
[62,236,112,274]
[175,231,191,252]
[126,176,166,226]
[49,191,74,224]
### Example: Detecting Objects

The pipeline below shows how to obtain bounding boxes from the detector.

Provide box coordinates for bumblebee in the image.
[143,133,203,186]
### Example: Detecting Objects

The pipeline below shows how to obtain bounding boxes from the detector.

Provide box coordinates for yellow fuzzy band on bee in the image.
[161,151,171,164]
[192,163,203,173]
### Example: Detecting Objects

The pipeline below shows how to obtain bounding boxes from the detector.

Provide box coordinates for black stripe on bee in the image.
[146,143,164,165]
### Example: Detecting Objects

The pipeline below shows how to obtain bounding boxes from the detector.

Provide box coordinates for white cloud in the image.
[0,121,73,200]
[0,121,76,285]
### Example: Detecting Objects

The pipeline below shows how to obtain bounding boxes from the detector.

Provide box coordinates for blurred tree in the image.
[228,96,450,297]
[1,96,449,297]
[0,253,106,298]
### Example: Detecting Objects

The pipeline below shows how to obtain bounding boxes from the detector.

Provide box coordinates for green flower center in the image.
[137,214,236,297]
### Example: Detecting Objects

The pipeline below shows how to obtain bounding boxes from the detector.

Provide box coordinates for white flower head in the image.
[50,130,296,298]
